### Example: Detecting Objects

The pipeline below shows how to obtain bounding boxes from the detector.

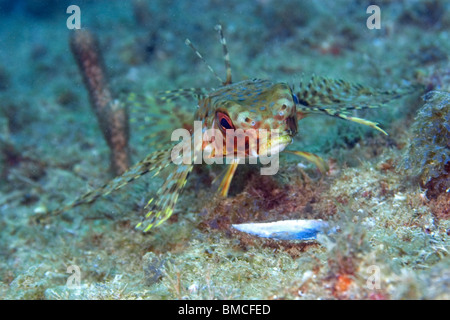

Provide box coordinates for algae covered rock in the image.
[405,91,450,197]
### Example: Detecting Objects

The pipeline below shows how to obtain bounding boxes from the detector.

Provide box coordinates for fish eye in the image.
[217,112,234,131]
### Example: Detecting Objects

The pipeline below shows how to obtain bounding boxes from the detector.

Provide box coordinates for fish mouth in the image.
[256,134,292,157]
[219,131,292,159]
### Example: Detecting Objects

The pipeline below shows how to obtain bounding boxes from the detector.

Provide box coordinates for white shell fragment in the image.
[232,219,330,241]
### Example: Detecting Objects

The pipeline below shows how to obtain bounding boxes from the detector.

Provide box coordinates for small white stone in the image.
[188,283,198,294]
[34,206,47,214]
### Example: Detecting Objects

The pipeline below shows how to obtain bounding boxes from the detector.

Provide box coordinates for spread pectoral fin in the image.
[40,148,176,226]
[136,163,194,232]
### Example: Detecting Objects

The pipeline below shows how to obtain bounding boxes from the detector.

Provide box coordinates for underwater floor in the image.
[0,0,449,300]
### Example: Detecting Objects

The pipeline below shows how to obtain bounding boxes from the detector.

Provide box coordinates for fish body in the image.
[196,79,297,159]
[45,26,407,232]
